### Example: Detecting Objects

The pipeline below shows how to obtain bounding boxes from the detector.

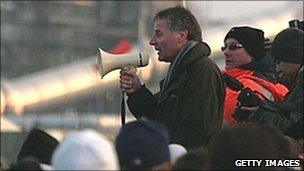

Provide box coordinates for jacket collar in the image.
[158,41,211,103]
[224,68,254,78]
[178,41,211,71]
[169,41,211,79]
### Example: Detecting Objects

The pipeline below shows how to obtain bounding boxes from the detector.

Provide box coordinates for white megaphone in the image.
[97,48,149,79]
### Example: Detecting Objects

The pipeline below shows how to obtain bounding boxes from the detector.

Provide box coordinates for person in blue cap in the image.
[115,118,172,170]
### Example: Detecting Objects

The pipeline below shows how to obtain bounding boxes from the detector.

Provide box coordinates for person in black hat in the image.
[224,26,266,62]
[271,28,303,88]
[16,128,59,167]
[7,157,43,171]
[115,118,171,170]
[240,28,303,145]
[221,26,289,126]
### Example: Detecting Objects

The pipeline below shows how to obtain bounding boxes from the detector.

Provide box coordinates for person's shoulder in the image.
[195,41,211,56]
[238,76,260,86]
[188,58,221,76]
[196,57,220,70]
[187,41,211,60]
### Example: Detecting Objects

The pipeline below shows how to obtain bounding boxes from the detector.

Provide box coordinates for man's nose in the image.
[149,36,156,45]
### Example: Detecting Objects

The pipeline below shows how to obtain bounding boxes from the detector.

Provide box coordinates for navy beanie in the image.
[271,28,303,65]
[115,118,170,169]
[224,26,266,61]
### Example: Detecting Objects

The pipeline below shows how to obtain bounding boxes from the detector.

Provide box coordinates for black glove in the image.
[232,107,252,122]
[232,88,262,122]
[237,88,262,107]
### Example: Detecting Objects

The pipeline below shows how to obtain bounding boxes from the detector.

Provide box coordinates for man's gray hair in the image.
[153,6,202,42]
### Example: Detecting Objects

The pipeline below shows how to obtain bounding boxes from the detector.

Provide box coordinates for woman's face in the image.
[222,38,252,69]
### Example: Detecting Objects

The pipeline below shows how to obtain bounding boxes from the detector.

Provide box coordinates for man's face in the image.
[149,19,186,63]
[275,60,301,83]
[222,38,252,69]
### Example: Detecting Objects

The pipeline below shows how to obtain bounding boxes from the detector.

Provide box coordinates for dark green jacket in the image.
[249,66,303,139]
[127,42,225,149]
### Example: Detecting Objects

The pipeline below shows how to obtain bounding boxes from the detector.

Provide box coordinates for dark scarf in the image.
[158,40,197,103]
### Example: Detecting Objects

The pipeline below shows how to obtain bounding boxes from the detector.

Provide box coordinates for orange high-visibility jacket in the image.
[224,68,289,125]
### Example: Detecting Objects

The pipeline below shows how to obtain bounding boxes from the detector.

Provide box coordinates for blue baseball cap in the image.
[115,118,170,170]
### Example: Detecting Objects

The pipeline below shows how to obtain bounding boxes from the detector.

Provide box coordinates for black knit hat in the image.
[271,28,303,65]
[224,26,266,61]
[17,128,59,165]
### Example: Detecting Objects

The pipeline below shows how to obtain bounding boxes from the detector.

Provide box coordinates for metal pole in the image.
[121,90,126,126]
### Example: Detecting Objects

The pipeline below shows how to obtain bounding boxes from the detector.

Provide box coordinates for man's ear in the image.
[177,29,188,42]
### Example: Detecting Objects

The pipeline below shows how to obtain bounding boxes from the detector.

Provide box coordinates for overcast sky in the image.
[183,1,303,53]
[188,1,303,25]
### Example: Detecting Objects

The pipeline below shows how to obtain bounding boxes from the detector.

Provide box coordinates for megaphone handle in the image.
[121,90,126,126]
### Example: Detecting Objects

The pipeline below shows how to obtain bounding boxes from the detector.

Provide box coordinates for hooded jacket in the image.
[127,41,225,149]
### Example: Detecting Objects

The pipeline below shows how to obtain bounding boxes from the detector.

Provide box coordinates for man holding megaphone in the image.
[119,6,225,150]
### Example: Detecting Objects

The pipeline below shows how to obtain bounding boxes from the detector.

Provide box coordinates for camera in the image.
[236,88,262,107]
[232,88,262,122]
[222,73,264,122]
[289,19,304,31]
[232,108,252,122]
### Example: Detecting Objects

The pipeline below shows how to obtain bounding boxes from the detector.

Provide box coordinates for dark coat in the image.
[127,42,225,149]
[249,66,303,139]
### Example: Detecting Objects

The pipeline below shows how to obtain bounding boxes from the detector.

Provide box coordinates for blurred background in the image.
[1,0,303,166]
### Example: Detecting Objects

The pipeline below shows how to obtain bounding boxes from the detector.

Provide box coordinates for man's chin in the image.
[158,56,170,63]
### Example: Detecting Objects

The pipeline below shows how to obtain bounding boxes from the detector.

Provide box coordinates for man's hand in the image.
[119,67,141,95]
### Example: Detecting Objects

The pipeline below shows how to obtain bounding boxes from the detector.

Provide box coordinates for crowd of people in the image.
[4,119,303,170]
[3,5,303,170]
